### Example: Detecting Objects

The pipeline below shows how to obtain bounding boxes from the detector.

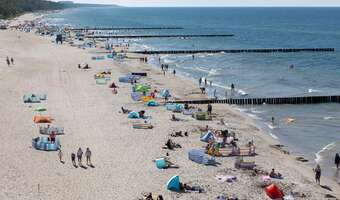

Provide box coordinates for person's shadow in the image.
[88,164,95,168]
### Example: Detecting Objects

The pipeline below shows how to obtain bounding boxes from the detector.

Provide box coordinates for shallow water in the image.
[45,7,340,180]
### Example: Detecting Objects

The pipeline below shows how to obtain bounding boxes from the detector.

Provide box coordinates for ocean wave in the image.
[308,88,321,93]
[323,116,335,120]
[246,113,262,120]
[315,142,336,163]
[269,132,279,139]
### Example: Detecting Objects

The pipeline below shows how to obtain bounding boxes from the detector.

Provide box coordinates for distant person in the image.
[271,117,275,126]
[77,147,83,166]
[173,69,176,76]
[71,153,77,167]
[289,64,294,69]
[58,149,63,163]
[335,153,340,169]
[6,57,10,66]
[85,147,92,166]
[192,54,195,60]
[204,78,207,86]
[199,77,202,86]
[207,104,212,115]
[231,83,235,91]
[78,64,81,69]
[314,164,321,185]
[10,57,14,65]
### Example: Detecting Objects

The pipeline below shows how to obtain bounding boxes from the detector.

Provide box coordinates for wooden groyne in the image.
[86,34,234,39]
[130,48,335,55]
[169,95,340,105]
[68,27,183,31]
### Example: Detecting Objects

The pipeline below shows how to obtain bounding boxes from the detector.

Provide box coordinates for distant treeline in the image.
[0,0,115,19]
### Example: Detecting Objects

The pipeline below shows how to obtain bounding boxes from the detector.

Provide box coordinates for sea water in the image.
[44,7,340,180]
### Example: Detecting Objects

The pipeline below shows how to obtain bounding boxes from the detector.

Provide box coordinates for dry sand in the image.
[0,14,340,200]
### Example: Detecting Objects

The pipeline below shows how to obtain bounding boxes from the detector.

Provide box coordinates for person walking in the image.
[58,149,63,163]
[6,57,10,66]
[85,147,92,166]
[71,153,76,167]
[335,153,340,169]
[77,147,83,166]
[314,164,321,185]
[173,69,176,76]
[10,57,14,65]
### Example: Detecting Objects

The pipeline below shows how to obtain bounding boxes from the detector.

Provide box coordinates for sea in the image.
[43,7,340,180]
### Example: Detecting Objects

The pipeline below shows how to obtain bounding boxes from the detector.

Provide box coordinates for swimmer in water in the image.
[289,64,294,69]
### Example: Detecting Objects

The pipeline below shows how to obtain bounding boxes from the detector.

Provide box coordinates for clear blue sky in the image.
[62,0,340,7]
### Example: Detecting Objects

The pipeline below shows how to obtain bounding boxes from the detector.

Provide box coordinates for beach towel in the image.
[33,116,54,123]
[96,78,107,85]
[131,72,147,77]
[167,175,181,192]
[141,96,154,102]
[132,123,153,129]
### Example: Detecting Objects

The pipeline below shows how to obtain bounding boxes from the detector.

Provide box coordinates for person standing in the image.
[58,149,63,163]
[173,69,176,76]
[85,147,92,166]
[335,153,340,169]
[207,104,212,115]
[314,164,321,185]
[6,57,10,66]
[71,153,76,167]
[199,77,202,86]
[77,147,83,166]
[10,57,14,65]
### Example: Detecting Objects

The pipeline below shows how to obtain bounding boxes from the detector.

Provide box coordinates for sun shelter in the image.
[32,136,60,151]
[156,158,167,169]
[166,103,184,112]
[146,100,159,107]
[188,149,216,165]
[167,175,181,192]
[160,89,171,98]
[23,93,47,103]
[33,116,54,123]
[265,184,284,199]
[128,111,140,119]
[200,131,215,142]
[135,84,150,93]
[131,92,143,101]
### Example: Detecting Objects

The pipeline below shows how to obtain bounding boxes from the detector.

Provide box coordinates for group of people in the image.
[69,147,93,168]
[6,56,14,66]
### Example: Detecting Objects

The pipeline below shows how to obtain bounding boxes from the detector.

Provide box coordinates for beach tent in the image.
[128,111,140,119]
[265,184,284,199]
[166,104,184,112]
[135,84,150,93]
[33,116,54,123]
[200,131,215,143]
[194,112,212,120]
[167,175,181,192]
[32,136,60,151]
[146,100,159,107]
[188,149,215,165]
[155,158,167,169]
[160,89,171,98]
[131,92,143,101]
[23,93,46,103]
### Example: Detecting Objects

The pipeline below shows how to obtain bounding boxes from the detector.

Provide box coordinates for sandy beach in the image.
[1,13,340,200]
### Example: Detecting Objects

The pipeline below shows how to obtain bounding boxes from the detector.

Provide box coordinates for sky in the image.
[62,0,340,7]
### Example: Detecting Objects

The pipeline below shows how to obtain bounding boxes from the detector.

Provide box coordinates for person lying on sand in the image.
[170,131,188,137]
[269,168,283,179]
[121,107,131,114]
[163,139,181,150]
[171,114,181,121]
[180,183,204,193]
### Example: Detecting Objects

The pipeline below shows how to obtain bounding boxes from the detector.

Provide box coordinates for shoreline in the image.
[0,12,339,199]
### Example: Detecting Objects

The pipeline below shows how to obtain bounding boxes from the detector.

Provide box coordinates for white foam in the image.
[269,132,279,139]
[308,88,321,93]
[315,142,336,163]
[323,116,335,120]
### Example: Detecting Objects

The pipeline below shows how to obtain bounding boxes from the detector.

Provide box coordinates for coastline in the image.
[0,13,339,199]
